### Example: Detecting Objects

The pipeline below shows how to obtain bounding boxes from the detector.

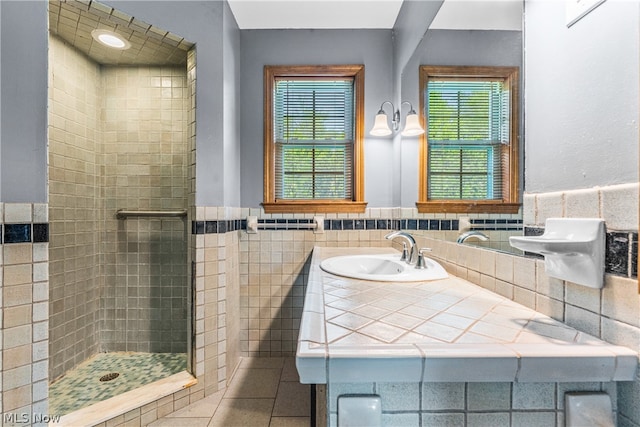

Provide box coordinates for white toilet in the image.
[565,392,615,427]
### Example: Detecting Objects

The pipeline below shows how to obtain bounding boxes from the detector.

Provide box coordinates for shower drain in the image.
[99,372,120,382]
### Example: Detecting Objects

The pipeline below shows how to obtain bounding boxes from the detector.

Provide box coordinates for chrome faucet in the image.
[457,230,489,244]
[385,231,417,264]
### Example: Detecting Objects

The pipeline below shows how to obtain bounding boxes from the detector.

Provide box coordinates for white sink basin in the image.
[319,253,448,282]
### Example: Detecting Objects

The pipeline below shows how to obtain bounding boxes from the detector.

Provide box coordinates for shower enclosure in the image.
[47,0,195,415]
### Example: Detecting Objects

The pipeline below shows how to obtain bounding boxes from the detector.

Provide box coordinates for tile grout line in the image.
[268,363,286,425]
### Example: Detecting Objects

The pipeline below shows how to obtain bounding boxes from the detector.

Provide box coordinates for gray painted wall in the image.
[399,29,523,206]
[223,2,241,207]
[0,1,2,198]
[524,3,639,424]
[1,1,48,202]
[4,0,634,205]
[524,0,639,192]
[390,0,443,206]
[239,29,395,208]
[392,0,444,85]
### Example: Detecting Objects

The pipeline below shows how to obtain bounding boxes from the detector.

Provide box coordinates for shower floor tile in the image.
[49,352,187,416]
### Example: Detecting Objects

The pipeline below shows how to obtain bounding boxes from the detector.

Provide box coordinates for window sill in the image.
[416,201,521,214]
[262,201,368,214]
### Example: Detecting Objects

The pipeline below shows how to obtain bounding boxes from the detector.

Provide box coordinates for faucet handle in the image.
[415,248,432,269]
[400,242,409,262]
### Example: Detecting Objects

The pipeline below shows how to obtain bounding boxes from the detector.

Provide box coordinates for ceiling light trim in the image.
[91,29,132,50]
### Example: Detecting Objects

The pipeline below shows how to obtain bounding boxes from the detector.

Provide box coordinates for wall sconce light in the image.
[370,101,425,137]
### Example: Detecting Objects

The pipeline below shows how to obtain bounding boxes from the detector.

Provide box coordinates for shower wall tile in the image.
[49,35,102,381]
[98,64,189,354]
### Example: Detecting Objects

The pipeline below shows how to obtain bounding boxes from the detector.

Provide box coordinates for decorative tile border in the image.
[400,219,458,231]
[525,226,638,279]
[327,218,398,231]
[191,220,245,235]
[469,218,523,231]
[192,218,524,235]
[259,218,316,230]
[192,218,465,234]
[2,223,49,244]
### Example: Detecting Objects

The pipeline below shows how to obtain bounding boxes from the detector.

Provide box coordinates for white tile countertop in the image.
[296,247,638,384]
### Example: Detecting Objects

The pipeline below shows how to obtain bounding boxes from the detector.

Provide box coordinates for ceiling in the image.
[48,0,522,66]
[49,0,193,66]
[227,0,404,29]
[227,0,522,31]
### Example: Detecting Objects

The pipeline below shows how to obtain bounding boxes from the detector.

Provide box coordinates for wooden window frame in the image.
[263,65,366,214]
[417,65,521,214]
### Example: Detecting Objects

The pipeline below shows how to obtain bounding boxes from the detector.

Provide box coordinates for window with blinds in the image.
[262,65,365,214]
[274,78,354,200]
[427,80,508,200]
[418,66,520,214]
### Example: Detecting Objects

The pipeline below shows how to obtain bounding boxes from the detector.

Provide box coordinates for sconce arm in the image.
[401,101,418,115]
[376,101,401,131]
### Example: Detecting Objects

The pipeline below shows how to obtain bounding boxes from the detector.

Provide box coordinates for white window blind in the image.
[274,78,355,200]
[426,79,509,200]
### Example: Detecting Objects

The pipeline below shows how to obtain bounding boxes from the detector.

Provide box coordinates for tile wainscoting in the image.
[520,184,640,426]
[0,203,50,425]
[194,207,521,360]
[0,198,635,426]
[192,199,638,426]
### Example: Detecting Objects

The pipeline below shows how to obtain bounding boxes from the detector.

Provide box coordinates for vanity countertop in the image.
[296,247,638,384]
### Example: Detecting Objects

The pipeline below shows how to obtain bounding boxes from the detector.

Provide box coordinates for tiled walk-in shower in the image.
[48,0,195,416]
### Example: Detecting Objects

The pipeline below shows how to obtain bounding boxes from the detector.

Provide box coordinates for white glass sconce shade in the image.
[401,113,425,136]
[370,112,392,136]
[369,101,425,137]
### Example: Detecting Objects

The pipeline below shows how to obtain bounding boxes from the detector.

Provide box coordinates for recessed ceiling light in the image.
[91,29,131,50]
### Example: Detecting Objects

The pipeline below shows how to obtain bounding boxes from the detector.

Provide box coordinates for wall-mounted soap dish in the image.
[509,218,605,289]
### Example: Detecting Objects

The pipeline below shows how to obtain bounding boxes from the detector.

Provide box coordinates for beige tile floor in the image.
[149,357,311,427]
